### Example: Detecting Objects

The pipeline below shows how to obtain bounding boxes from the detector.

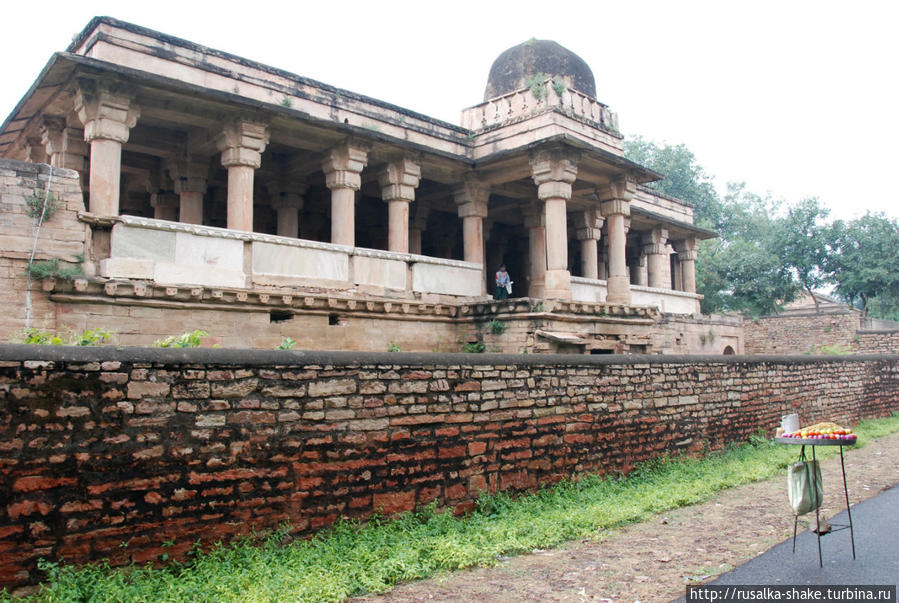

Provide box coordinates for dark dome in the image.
[484,39,596,101]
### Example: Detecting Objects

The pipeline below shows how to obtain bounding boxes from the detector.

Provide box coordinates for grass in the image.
[10,412,899,602]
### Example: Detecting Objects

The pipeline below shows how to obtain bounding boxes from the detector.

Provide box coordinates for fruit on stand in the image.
[782,421,856,442]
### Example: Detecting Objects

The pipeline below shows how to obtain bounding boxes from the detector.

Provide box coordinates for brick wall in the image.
[854,330,899,354]
[1,345,897,588]
[743,311,860,354]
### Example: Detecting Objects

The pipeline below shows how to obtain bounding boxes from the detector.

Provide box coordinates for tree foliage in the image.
[624,136,899,320]
[828,212,899,317]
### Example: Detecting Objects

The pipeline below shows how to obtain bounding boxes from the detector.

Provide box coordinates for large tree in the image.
[828,212,899,317]
[772,197,833,313]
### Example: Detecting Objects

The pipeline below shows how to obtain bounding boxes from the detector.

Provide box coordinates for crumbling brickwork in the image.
[1,346,897,588]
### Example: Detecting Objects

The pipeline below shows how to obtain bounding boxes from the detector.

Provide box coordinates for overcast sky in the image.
[3,0,897,222]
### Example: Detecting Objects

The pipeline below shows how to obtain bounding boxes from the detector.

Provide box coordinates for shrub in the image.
[462,342,486,353]
[278,337,297,350]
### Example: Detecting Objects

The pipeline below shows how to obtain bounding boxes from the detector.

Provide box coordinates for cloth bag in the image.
[787,456,823,515]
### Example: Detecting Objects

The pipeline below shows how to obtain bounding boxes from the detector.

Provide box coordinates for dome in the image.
[484,39,596,101]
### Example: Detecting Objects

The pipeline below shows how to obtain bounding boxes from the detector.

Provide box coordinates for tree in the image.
[623,136,722,229]
[772,198,833,313]
[829,212,899,317]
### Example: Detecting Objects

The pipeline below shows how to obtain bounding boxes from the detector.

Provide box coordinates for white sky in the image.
[3,0,897,222]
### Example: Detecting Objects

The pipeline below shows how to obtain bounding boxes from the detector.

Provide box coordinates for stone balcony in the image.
[97,216,483,299]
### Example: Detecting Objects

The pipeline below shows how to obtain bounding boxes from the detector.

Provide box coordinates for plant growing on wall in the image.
[462,342,486,353]
[278,337,296,350]
[24,256,84,280]
[153,330,211,348]
[25,191,61,221]
[488,319,507,335]
[525,73,550,101]
[387,344,401,353]
[16,327,112,346]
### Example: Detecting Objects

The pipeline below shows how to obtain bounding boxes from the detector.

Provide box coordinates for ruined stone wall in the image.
[1,345,897,587]
[742,311,860,355]
[0,160,86,338]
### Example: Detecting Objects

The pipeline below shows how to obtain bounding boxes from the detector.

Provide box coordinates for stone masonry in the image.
[1,345,897,588]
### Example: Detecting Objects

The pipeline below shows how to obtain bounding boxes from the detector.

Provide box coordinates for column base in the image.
[606,275,632,304]
[543,269,571,300]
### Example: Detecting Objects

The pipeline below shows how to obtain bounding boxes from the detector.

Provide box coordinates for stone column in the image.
[454,176,489,295]
[453,176,490,266]
[73,82,140,216]
[266,180,306,238]
[151,193,179,221]
[574,208,604,280]
[524,204,546,298]
[322,141,369,246]
[632,252,647,286]
[215,120,269,232]
[41,118,88,176]
[598,175,636,304]
[643,226,670,289]
[530,150,578,299]
[410,201,431,255]
[25,137,48,164]
[379,157,421,254]
[167,155,208,225]
[673,238,698,294]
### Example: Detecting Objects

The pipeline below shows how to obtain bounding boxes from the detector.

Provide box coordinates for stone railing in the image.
[571,277,700,314]
[99,216,483,298]
[461,79,619,132]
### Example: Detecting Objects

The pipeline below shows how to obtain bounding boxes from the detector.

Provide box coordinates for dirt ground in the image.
[354,430,899,603]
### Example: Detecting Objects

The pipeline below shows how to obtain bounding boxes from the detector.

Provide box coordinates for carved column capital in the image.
[74,80,140,144]
[574,208,604,240]
[642,227,669,254]
[167,154,210,195]
[322,141,370,190]
[216,119,269,168]
[454,174,490,218]
[673,237,698,258]
[379,156,421,202]
[530,149,579,201]
[597,174,636,216]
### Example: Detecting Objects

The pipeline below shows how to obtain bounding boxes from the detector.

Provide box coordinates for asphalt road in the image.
[674,484,898,601]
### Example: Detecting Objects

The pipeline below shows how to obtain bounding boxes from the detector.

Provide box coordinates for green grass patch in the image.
[10,412,899,602]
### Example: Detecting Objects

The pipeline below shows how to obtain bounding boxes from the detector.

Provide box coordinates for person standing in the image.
[494,264,511,300]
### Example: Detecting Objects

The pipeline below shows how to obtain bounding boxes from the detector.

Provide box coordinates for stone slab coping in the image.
[0,344,896,368]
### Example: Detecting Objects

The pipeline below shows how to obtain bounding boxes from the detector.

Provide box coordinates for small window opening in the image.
[590,349,614,355]
[270,310,292,323]
[328,314,340,326]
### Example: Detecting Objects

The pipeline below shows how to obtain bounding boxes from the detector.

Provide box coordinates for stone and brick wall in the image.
[743,310,860,355]
[1,345,897,588]
[0,160,86,338]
